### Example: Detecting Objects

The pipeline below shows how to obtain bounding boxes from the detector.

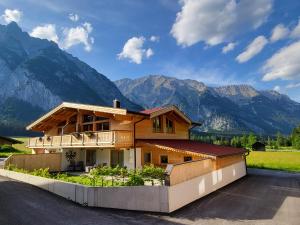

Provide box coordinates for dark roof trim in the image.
[0,136,23,144]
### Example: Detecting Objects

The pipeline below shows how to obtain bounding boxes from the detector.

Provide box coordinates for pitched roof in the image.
[27,102,144,130]
[137,139,246,157]
[0,136,23,144]
[140,107,164,114]
[140,106,194,125]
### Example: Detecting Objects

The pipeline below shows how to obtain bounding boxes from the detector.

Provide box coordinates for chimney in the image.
[113,99,121,108]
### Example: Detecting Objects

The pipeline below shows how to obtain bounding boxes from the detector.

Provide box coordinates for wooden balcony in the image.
[28,130,133,149]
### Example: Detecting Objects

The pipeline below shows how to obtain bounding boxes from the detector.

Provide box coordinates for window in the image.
[83,114,93,123]
[95,116,107,121]
[160,155,168,164]
[57,127,63,135]
[144,152,151,164]
[152,116,162,132]
[184,156,192,162]
[83,124,93,132]
[166,118,174,133]
[96,122,110,131]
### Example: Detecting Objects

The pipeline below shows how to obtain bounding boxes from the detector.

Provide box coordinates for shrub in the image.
[0,145,19,153]
[141,164,165,184]
[31,168,51,178]
[126,173,144,186]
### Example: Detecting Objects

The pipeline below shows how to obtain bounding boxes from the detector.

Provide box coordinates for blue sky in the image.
[0,0,300,102]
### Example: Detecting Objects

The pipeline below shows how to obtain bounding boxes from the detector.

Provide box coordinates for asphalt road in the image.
[0,170,299,225]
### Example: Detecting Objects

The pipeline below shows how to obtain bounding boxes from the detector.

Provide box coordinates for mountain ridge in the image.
[0,22,142,135]
[115,75,300,135]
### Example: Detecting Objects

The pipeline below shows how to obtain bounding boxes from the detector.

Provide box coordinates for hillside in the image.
[0,22,142,135]
[115,75,300,135]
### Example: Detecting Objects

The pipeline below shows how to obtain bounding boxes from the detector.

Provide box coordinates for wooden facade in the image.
[26,102,245,169]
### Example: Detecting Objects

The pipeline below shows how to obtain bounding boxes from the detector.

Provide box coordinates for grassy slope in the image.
[0,137,31,158]
[246,151,300,172]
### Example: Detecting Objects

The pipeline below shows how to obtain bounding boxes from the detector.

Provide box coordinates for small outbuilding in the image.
[0,136,22,146]
[252,141,266,151]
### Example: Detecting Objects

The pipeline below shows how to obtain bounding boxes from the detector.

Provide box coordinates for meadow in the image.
[0,137,31,158]
[246,151,300,172]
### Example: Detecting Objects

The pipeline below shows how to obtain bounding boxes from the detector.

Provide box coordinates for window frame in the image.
[184,156,192,162]
[144,152,152,164]
[152,116,163,133]
[160,155,169,164]
[166,117,175,133]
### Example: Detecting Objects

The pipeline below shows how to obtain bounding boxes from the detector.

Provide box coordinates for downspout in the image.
[133,117,147,169]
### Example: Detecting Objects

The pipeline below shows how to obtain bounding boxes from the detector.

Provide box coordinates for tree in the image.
[292,125,300,150]
[276,132,284,147]
[241,135,248,148]
[247,133,257,149]
[267,136,272,147]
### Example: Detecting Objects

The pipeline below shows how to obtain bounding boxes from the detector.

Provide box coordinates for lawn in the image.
[246,151,300,172]
[0,137,31,158]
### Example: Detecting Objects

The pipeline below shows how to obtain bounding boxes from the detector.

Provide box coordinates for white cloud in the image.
[290,19,300,38]
[171,0,272,47]
[270,24,289,42]
[61,22,94,52]
[222,42,236,54]
[150,35,160,42]
[69,13,79,22]
[30,24,59,43]
[118,36,154,64]
[286,82,300,89]
[236,36,268,63]
[273,85,281,92]
[2,9,22,23]
[146,48,154,58]
[262,41,300,81]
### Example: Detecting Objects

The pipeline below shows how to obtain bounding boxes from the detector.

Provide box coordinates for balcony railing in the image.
[28,130,133,149]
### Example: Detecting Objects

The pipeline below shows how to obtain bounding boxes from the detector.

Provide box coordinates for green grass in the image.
[0,137,31,158]
[246,151,300,172]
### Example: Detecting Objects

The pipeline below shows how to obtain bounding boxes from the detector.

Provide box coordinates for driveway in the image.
[0,170,299,225]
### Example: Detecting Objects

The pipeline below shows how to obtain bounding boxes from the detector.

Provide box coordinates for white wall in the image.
[0,160,246,213]
[96,149,110,166]
[168,160,246,212]
[61,148,85,171]
[123,148,142,169]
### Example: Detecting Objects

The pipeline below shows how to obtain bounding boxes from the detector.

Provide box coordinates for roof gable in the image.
[140,106,192,125]
[26,102,129,130]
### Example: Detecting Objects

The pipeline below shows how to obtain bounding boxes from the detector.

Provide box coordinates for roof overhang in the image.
[137,139,247,158]
[26,102,131,131]
[148,106,193,125]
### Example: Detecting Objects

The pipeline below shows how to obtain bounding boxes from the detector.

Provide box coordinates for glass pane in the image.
[102,122,109,131]
[83,115,93,123]
[160,155,168,164]
[144,153,151,163]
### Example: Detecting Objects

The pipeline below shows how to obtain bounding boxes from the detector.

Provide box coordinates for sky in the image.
[0,0,300,102]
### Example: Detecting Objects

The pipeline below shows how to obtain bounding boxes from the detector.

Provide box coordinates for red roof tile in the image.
[137,139,246,157]
[140,107,164,115]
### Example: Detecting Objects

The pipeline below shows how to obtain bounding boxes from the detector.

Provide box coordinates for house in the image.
[0,136,22,146]
[26,100,246,171]
[252,141,266,151]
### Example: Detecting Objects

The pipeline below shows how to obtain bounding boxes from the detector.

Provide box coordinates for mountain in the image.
[0,22,142,135]
[115,75,300,135]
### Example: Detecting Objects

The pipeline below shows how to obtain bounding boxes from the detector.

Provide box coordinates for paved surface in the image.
[0,158,6,168]
[0,170,299,225]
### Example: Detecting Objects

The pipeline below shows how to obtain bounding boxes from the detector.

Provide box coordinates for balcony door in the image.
[111,150,124,167]
[86,149,96,166]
